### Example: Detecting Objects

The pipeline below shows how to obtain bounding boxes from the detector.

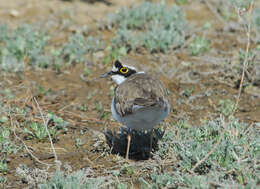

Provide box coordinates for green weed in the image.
[24,122,57,142]
[47,112,69,132]
[0,24,104,72]
[62,33,104,64]
[0,160,8,174]
[0,176,7,185]
[75,138,84,148]
[75,104,88,112]
[38,170,105,189]
[103,46,127,64]
[120,164,136,176]
[95,101,110,120]
[182,87,194,97]
[0,127,19,154]
[24,113,68,141]
[152,118,260,187]
[108,2,187,53]
[0,24,50,71]
[189,36,210,56]
[218,99,235,116]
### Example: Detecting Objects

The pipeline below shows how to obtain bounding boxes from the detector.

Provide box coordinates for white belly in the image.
[111,97,169,131]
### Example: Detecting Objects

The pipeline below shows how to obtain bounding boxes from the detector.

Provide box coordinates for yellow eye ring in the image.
[120,67,128,74]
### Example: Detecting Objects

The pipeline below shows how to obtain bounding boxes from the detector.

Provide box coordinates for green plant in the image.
[38,170,105,189]
[108,2,187,53]
[47,112,69,132]
[75,138,84,148]
[176,0,188,5]
[153,117,260,187]
[103,46,127,64]
[0,160,8,174]
[0,176,7,184]
[38,86,51,96]
[0,127,19,154]
[95,101,110,120]
[62,33,104,64]
[189,36,210,56]
[150,173,176,188]
[75,104,88,112]
[120,164,136,176]
[0,24,50,72]
[182,87,194,97]
[24,122,57,141]
[23,113,67,141]
[115,183,127,189]
[239,49,255,66]
[218,99,235,116]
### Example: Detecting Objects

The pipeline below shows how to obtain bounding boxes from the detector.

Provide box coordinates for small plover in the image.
[101,60,170,159]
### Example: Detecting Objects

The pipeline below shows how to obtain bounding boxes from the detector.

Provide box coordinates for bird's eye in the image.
[120,67,128,74]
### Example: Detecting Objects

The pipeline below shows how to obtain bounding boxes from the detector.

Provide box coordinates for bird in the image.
[101,59,170,159]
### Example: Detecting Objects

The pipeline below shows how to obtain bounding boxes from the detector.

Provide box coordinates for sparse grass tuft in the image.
[107,2,187,53]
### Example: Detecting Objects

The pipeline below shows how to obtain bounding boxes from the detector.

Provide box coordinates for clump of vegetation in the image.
[61,33,104,64]
[38,170,105,189]
[107,2,187,53]
[0,24,104,72]
[189,36,210,56]
[95,101,110,120]
[140,173,176,188]
[24,113,68,142]
[0,160,8,174]
[47,112,69,132]
[0,24,50,71]
[0,127,19,155]
[152,118,260,187]
[24,122,58,142]
[103,46,127,64]
[218,99,235,116]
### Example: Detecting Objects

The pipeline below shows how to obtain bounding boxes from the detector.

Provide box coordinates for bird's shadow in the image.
[105,127,165,160]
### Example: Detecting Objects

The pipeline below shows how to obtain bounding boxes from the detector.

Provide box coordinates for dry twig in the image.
[9,108,52,168]
[33,97,61,171]
[233,1,254,112]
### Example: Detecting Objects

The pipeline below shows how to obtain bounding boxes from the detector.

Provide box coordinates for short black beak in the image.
[100,71,113,78]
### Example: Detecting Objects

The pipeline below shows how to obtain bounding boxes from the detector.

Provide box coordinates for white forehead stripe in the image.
[124,65,136,71]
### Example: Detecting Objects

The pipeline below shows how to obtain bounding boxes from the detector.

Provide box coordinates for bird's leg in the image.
[126,130,131,160]
[149,129,154,158]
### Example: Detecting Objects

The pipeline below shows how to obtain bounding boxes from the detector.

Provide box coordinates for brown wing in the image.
[114,73,169,117]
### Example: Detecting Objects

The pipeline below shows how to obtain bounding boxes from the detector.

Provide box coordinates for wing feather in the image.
[114,73,169,117]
